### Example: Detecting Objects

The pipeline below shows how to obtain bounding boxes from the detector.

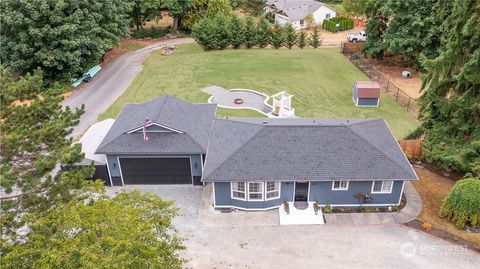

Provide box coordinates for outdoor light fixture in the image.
[113,163,116,168]
[194,162,198,169]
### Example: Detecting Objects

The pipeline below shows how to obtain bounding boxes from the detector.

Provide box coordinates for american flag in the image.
[143,119,152,141]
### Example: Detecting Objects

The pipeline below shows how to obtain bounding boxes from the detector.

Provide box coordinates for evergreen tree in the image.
[244,16,257,49]
[298,31,307,49]
[271,23,285,49]
[309,26,323,48]
[284,24,297,49]
[0,67,90,242]
[416,0,480,175]
[0,0,131,82]
[229,15,246,49]
[256,17,272,48]
[361,0,389,59]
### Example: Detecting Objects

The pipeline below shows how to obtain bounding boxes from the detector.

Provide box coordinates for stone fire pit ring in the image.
[234,98,244,104]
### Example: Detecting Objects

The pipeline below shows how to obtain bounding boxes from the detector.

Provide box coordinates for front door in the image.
[294,182,309,202]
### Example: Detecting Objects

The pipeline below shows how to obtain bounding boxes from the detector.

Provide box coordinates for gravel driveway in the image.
[107,185,479,269]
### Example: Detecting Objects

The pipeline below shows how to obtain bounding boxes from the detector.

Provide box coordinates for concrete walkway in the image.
[324,181,423,225]
[63,38,194,139]
[202,85,273,114]
[198,183,278,227]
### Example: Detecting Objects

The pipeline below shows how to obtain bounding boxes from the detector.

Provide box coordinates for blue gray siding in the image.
[213,180,404,209]
[106,153,203,185]
[357,98,379,106]
[214,182,294,209]
[309,180,403,205]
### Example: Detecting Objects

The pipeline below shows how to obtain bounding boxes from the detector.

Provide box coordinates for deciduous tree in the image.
[206,0,233,16]
[2,186,186,269]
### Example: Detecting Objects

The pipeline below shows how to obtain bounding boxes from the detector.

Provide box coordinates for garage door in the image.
[119,158,192,184]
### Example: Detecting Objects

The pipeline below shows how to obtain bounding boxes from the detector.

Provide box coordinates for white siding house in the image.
[267,0,337,30]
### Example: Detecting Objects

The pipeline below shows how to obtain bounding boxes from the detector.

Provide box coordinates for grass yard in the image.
[99,43,418,138]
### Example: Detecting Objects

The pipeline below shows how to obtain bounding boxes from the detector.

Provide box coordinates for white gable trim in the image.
[126,122,184,134]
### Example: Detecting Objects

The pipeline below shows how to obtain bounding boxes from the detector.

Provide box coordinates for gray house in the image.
[96,96,417,210]
[96,95,216,186]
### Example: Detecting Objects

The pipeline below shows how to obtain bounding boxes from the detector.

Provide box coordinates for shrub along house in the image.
[96,96,417,211]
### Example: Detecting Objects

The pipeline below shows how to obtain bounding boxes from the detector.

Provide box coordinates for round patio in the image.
[202,86,273,114]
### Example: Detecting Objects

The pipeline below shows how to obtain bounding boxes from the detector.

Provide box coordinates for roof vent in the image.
[262,121,268,124]
[347,119,350,123]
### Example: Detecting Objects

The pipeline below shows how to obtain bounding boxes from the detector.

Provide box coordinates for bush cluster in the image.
[322,17,354,32]
[440,177,480,229]
[191,14,323,50]
[134,26,172,38]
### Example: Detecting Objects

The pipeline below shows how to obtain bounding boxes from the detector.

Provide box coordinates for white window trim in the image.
[231,182,246,201]
[248,182,264,201]
[265,181,281,201]
[371,180,394,194]
[331,181,349,191]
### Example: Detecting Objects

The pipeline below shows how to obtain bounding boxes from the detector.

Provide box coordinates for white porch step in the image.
[279,202,325,225]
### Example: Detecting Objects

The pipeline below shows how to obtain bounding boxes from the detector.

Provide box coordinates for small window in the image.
[248,182,264,201]
[326,13,331,19]
[265,182,280,200]
[372,181,394,193]
[231,182,246,200]
[300,20,304,26]
[332,181,349,191]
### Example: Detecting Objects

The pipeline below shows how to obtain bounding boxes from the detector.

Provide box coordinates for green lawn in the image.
[99,43,418,138]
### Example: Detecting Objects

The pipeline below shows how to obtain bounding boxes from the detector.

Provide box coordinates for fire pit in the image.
[234,98,244,104]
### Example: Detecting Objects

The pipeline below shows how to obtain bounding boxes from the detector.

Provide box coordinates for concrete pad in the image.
[378,213,396,224]
[350,213,368,224]
[324,214,338,224]
[336,214,353,224]
[365,213,382,224]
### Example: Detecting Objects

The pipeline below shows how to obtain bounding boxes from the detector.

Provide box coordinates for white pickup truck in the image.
[347,31,367,42]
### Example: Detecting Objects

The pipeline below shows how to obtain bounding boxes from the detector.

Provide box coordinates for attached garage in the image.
[119,157,192,184]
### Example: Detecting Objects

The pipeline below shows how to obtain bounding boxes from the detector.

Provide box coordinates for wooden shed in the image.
[352,81,381,107]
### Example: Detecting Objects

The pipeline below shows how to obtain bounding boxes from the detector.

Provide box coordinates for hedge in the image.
[322,17,354,32]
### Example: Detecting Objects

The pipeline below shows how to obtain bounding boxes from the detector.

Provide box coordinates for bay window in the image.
[248,182,264,201]
[266,182,280,200]
[231,182,246,200]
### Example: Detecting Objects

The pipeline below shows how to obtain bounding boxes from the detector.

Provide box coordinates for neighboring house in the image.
[95,96,417,210]
[266,0,337,30]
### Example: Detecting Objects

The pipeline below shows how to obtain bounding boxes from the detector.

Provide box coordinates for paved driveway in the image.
[108,185,479,268]
[63,38,194,139]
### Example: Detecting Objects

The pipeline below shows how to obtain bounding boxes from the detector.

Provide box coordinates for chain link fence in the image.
[341,43,419,117]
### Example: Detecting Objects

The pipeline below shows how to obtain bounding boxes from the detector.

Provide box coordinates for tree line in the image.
[191,14,323,50]
[362,0,479,177]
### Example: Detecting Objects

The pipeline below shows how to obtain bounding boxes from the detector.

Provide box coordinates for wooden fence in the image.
[398,139,423,160]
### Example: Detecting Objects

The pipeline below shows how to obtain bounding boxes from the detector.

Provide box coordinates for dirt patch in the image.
[363,58,423,99]
[404,220,479,253]
[305,26,365,47]
[412,167,480,246]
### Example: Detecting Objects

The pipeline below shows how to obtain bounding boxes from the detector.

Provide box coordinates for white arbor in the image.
[271,91,295,118]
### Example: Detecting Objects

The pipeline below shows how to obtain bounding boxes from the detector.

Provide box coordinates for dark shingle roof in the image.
[202,118,417,182]
[96,95,216,154]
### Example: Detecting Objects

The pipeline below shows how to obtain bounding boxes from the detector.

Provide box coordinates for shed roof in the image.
[355,81,381,89]
[202,118,417,182]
